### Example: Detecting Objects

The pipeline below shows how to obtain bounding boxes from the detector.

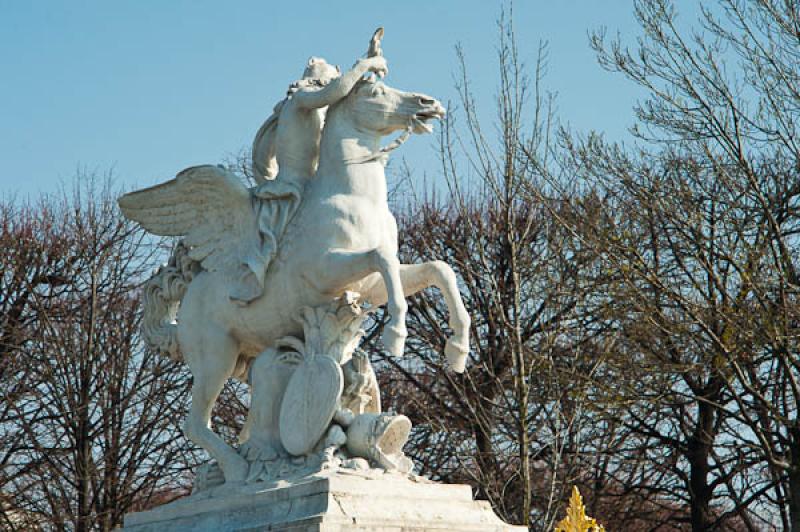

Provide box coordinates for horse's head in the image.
[345,78,446,137]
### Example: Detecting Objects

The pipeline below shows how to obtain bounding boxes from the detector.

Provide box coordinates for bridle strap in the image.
[343,124,413,165]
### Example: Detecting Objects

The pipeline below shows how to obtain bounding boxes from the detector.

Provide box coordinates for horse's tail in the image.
[142,242,199,362]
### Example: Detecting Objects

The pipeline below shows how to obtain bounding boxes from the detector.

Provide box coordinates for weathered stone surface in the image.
[122,473,526,531]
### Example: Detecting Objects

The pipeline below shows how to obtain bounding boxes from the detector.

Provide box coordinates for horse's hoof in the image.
[445,336,469,373]
[383,324,407,357]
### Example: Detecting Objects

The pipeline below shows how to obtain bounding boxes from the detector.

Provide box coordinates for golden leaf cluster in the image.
[554,487,606,532]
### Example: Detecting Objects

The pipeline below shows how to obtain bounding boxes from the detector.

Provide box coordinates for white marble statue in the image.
[118,29,470,487]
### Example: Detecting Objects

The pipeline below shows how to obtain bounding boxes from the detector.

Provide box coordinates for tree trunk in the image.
[76,271,98,532]
[788,422,800,531]
[473,417,499,502]
[507,221,531,527]
[686,389,718,532]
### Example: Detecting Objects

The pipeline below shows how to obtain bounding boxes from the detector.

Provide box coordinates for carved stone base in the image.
[122,472,525,531]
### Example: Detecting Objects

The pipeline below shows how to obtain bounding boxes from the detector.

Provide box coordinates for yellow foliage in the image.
[554,487,606,532]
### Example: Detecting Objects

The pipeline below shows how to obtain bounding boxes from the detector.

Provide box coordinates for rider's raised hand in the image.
[361,56,388,79]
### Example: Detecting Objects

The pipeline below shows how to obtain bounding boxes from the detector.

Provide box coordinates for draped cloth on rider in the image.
[229,179,302,304]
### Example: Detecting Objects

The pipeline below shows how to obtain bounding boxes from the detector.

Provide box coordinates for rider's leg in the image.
[317,247,407,356]
[359,261,471,372]
[182,328,249,483]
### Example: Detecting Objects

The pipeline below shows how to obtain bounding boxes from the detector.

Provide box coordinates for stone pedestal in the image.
[122,473,525,531]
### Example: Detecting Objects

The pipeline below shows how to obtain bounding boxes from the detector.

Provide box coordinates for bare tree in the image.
[0,199,74,530]
[528,0,800,528]
[549,147,771,529]
[1,177,200,531]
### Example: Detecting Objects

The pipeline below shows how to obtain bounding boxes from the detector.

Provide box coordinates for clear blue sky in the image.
[0,1,699,197]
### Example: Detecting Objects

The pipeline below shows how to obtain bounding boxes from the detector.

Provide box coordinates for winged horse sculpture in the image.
[119,43,470,483]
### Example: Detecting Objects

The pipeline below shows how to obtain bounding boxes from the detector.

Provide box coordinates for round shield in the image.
[279,355,343,456]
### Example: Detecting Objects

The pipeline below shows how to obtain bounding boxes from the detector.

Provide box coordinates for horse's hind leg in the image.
[359,261,471,372]
[182,329,249,483]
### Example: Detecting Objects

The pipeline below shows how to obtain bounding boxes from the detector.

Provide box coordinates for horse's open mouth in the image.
[412,112,441,134]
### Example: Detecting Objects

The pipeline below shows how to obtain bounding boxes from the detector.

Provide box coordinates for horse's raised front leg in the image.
[359,261,471,372]
[318,247,407,356]
[181,328,249,483]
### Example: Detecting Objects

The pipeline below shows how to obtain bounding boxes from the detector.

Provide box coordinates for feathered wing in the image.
[118,165,264,278]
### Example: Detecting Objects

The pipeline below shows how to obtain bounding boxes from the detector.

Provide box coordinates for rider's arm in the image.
[292,56,387,110]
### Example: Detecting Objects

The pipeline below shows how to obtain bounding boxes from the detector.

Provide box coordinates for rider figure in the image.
[252,55,388,190]
[231,54,388,303]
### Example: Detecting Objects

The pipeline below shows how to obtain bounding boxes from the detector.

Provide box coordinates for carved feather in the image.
[118,165,262,275]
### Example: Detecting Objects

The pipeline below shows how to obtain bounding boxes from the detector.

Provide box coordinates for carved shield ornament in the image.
[279,354,344,456]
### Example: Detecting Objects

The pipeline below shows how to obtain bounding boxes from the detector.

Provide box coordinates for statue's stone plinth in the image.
[122,473,524,531]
